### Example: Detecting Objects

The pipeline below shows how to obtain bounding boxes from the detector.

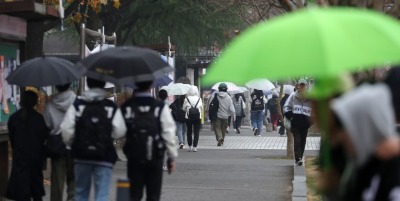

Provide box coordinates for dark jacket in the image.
[267,96,279,115]
[169,96,186,122]
[343,156,400,201]
[250,89,266,111]
[6,108,48,200]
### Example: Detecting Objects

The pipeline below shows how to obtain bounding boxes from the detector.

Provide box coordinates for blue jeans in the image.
[176,121,186,145]
[74,163,113,201]
[251,110,263,133]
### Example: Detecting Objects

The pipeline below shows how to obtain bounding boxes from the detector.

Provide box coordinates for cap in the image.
[298,79,308,85]
[218,82,227,90]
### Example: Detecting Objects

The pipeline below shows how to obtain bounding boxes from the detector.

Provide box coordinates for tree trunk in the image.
[276,83,294,159]
[25,21,44,60]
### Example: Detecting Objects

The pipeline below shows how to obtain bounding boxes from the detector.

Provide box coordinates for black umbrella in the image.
[79,46,173,85]
[6,56,86,87]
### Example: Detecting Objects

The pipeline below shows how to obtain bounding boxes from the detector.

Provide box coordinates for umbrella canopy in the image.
[152,75,173,88]
[245,79,275,91]
[79,46,173,85]
[276,85,295,95]
[202,7,400,85]
[6,56,85,87]
[211,82,239,92]
[161,83,192,95]
[230,86,248,95]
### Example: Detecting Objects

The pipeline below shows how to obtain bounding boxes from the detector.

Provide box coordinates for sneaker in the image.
[193,147,197,152]
[179,143,184,149]
[254,128,258,136]
[188,146,192,152]
[217,139,223,146]
[297,161,303,166]
[226,129,229,133]
[236,129,240,134]
[163,165,168,171]
[257,134,261,137]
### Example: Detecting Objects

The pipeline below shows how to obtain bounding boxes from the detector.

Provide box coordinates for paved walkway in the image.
[34,126,319,201]
[196,136,320,150]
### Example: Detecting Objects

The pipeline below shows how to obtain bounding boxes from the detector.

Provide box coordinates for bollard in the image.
[116,178,130,201]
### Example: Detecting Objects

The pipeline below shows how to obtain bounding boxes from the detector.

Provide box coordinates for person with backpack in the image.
[121,81,177,201]
[61,78,127,201]
[250,89,267,136]
[183,85,203,152]
[209,83,235,146]
[6,90,49,201]
[232,93,246,134]
[43,83,75,201]
[170,95,187,149]
[267,91,280,132]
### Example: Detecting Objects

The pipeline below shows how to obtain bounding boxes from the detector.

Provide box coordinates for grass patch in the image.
[258,156,290,160]
[305,156,322,201]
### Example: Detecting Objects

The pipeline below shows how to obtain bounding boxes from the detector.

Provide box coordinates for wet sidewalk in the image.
[35,126,319,201]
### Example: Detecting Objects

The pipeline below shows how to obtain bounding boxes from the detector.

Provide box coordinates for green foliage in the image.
[118,0,245,55]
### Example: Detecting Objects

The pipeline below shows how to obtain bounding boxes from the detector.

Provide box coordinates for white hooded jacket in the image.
[183,86,203,120]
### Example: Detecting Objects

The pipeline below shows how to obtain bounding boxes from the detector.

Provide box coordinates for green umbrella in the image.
[203,7,400,85]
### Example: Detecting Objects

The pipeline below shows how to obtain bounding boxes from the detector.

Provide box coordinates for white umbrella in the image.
[245,79,275,91]
[211,82,239,92]
[276,85,295,95]
[162,83,192,95]
[230,86,248,94]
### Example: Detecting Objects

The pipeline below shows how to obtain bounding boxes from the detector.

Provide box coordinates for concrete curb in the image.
[292,163,307,201]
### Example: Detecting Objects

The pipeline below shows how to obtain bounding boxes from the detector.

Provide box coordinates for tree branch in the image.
[44,1,79,32]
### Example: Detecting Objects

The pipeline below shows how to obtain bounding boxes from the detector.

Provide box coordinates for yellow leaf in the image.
[113,0,120,9]
[100,0,107,5]
[66,0,74,3]
[94,5,101,13]
[72,13,82,23]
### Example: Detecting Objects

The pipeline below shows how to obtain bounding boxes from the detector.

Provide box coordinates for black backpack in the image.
[208,94,219,121]
[123,100,165,161]
[186,98,200,121]
[170,99,186,122]
[71,100,114,160]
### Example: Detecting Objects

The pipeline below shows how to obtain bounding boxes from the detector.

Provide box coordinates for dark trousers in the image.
[291,126,309,162]
[128,159,164,201]
[233,116,243,130]
[186,120,201,147]
[51,153,75,201]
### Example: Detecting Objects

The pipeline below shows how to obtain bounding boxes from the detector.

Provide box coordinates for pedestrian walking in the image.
[206,91,217,131]
[158,89,169,171]
[170,95,187,149]
[278,90,292,135]
[158,89,168,103]
[43,83,75,201]
[267,91,279,132]
[209,83,235,146]
[232,93,246,134]
[283,79,312,166]
[6,90,49,201]
[250,89,267,136]
[61,78,127,201]
[121,81,177,201]
[183,85,202,152]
